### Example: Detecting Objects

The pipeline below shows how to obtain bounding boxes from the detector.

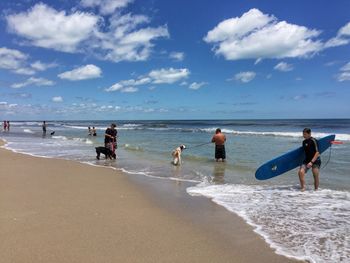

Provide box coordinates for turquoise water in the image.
[1,119,350,262]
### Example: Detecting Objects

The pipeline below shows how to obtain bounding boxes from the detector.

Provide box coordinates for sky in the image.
[0,0,350,120]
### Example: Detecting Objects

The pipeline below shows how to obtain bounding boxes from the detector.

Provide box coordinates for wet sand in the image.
[0,140,301,263]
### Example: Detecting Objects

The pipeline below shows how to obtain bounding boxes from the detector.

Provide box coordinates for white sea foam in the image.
[23,129,35,134]
[199,128,350,141]
[187,184,350,263]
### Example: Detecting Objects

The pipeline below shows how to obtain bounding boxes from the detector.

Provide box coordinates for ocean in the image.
[1,119,349,263]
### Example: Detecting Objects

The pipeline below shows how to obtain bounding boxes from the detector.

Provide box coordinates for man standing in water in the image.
[298,128,321,191]
[42,121,47,136]
[211,128,226,162]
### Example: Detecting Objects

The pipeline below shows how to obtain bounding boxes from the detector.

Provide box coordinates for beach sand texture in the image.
[0,141,300,263]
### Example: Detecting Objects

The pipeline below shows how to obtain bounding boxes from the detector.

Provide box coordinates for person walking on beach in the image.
[298,128,321,191]
[105,123,117,156]
[211,128,226,162]
[7,121,10,131]
[3,121,7,132]
[42,121,47,136]
[88,126,92,136]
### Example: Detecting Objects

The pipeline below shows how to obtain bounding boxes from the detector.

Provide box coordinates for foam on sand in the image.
[187,184,350,263]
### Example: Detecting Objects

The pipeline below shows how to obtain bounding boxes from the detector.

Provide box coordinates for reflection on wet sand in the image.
[212,162,226,184]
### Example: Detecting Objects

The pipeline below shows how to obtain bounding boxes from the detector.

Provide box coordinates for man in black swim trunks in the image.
[298,128,321,191]
[211,128,226,162]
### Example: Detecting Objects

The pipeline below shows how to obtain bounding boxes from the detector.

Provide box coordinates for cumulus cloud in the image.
[189,82,207,90]
[274,62,294,72]
[52,96,63,102]
[0,47,28,70]
[106,68,190,92]
[325,22,350,48]
[11,77,55,88]
[6,3,169,62]
[337,62,350,82]
[0,47,57,75]
[169,52,185,61]
[31,61,57,71]
[204,8,349,61]
[58,64,102,81]
[81,0,133,15]
[149,68,190,84]
[340,62,350,72]
[6,3,99,53]
[233,71,256,83]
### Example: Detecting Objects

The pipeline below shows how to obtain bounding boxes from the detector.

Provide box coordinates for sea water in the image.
[1,119,349,262]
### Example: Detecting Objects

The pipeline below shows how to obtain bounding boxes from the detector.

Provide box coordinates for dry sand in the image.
[0,140,301,263]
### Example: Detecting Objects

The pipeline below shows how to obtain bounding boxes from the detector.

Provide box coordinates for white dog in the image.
[172,145,186,165]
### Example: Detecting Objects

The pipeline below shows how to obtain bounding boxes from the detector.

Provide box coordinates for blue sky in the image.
[0,0,349,120]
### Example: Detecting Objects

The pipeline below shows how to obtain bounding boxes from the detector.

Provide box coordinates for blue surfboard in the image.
[255,134,335,180]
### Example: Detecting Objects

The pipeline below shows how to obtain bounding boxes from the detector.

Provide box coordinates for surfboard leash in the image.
[321,145,332,169]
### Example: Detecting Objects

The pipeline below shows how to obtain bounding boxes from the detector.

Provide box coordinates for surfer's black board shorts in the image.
[215,145,226,160]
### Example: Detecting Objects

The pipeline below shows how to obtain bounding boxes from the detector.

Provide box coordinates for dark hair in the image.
[303,128,311,134]
[216,128,221,134]
[111,123,116,128]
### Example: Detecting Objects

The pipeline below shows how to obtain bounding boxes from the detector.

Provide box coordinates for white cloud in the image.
[81,0,133,15]
[52,96,63,102]
[325,22,350,48]
[58,64,102,81]
[337,62,350,82]
[204,8,332,60]
[100,17,169,62]
[234,71,256,83]
[31,61,57,71]
[11,77,55,88]
[189,82,207,90]
[6,3,99,53]
[274,62,294,72]
[0,47,28,70]
[340,62,350,72]
[6,3,169,62]
[121,87,138,93]
[105,67,190,92]
[169,52,185,61]
[0,47,57,76]
[149,68,190,84]
[13,67,36,75]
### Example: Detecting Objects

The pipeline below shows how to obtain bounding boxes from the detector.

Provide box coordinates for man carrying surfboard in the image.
[298,128,321,191]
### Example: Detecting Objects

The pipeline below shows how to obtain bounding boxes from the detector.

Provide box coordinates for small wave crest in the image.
[23,129,35,134]
[123,144,144,152]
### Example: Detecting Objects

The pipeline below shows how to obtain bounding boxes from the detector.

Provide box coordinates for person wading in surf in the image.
[211,128,226,162]
[298,128,321,191]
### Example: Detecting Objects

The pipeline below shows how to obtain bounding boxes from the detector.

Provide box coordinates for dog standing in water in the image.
[172,145,186,165]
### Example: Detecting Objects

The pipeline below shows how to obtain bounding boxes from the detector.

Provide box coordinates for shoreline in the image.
[0,139,301,262]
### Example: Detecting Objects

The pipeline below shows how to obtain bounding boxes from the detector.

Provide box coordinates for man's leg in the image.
[298,167,306,191]
[312,167,320,190]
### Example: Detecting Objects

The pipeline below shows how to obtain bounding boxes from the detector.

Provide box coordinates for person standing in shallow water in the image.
[211,128,226,162]
[104,123,117,156]
[298,128,321,191]
[42,121,47,136]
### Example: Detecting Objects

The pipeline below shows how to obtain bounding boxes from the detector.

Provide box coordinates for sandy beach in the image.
[0,140,300,263]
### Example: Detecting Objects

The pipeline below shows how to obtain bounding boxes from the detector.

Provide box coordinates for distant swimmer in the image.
[92,127,97,136]
[298,128,321,191]
[172,145,186,165]
[211,128,226,162]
